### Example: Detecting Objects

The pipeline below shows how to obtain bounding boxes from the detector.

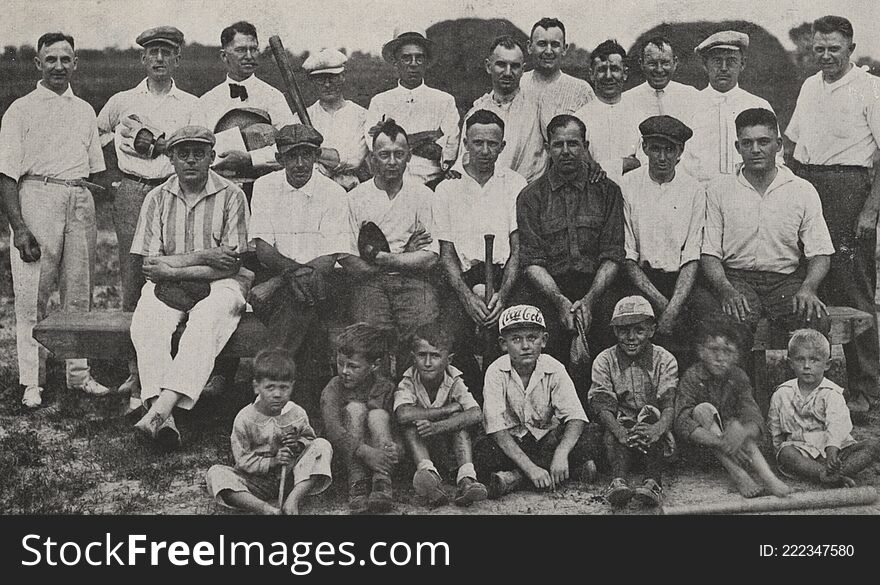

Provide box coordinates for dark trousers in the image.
[473,423,603,484]
[796,164,879,404]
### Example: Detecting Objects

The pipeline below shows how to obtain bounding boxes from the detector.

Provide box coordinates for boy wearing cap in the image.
[474,305,600,498]
[130,126,251,448]
[621,115,703,358]
[301,49,368,191]
[588,295,678,508]
[683,30,781,184]
[97,26,204,405]
[248,123,353,415]
[365,29,460,186]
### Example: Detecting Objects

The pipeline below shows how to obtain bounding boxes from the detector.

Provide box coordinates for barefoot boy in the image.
[769,329,880,486]
[674,317,791,498]
[320,323,400,514]
[588,296,678,508]
[394,323,488,508]
[474,305,600,498]
[206,349,332,515]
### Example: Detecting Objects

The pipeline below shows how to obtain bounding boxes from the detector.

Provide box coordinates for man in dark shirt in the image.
[517,114,625,370]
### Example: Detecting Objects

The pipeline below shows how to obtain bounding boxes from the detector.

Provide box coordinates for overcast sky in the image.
[4,0,880,59]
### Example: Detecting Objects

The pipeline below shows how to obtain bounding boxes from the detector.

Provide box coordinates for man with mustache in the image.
[785,15,880,416]
[682,31,780,184]
[365,29,460,187]
[573,40,646,184]
[626,36,699,122]
[0,32,109,409]
[97,26,203,408]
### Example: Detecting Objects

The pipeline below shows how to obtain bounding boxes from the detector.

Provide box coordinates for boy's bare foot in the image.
[764,477,792,497]
[282,503,299,515]
[819,470,856,488]
[731,468,764,498]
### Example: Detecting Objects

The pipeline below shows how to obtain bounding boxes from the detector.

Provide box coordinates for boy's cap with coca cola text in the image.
[498,305,546,333]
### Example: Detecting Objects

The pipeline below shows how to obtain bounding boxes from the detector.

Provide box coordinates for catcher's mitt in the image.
[357,221,391,263]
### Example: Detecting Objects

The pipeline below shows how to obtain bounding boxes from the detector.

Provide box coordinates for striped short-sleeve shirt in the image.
[131,169,249,257]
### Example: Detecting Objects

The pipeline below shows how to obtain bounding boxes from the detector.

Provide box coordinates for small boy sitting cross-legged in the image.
[674,316,791,498]
[769,329,880,487]
[588,296,678,509]
[206,348,333,515]
[394,323,488,508]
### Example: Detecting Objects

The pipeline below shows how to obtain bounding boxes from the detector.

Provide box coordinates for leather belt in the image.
[122,172,167,187]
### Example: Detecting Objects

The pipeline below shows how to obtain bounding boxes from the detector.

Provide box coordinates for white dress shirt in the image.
[250,168,350,263]
[434,166,526,271]
[573,94,647,184]
[0,83,104,181]
[521,70,595,137]
[621,166,705,273]
[786,64,880,168]
[626,80,700,124]
[97,79,203,179]
[305,99,368,187]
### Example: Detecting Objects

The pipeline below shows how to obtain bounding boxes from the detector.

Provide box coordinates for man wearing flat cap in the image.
[247,124,354,415]
[300,48,368,191]
[97,26,203,406]
[620,115,704,358]
[129,126,251,448]
[683,30,780,184]
[364,28,460,187]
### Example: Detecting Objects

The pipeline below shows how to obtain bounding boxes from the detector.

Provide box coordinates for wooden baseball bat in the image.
[268,35,312,127]
[484,234,495,304]
[277,466,287,510]
[663,486,878,515]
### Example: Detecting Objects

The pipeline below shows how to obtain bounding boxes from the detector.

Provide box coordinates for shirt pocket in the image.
[574,213,604,258]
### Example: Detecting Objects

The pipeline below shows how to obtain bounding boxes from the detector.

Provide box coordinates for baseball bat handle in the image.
[268,35,312,127]
[484,234,495,304]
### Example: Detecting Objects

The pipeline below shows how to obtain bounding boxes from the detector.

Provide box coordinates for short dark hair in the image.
[547,114,586,143]
[590,39,627,66]
[37,32,75,52]
[694,315,747,355]
[640,35,674,60]
[371,118,409,149]
[735,108,779,136]
[335,322,396,362]
[812,15,854,40]
[530,18,566,43]
[253,348,296,382]
[221,21,258,48]
[410,322,452,353]
[489,35,525,56]
[465,109,505,134]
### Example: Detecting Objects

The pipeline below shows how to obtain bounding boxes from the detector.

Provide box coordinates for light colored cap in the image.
[499,305,546,333]
[303,48,348,75]
[695,30,749,54]
[611,296,655,327]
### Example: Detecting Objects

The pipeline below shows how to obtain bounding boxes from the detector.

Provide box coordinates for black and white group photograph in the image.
[2,0,880,529]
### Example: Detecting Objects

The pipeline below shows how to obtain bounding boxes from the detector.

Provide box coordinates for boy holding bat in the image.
[207,349,333,515]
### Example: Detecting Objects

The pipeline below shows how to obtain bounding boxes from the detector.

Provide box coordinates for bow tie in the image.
[229,83,248,101]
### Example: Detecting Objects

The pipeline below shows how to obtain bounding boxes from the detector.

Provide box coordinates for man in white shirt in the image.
[694,108,834,340]
[199,21,295,181]
[301,49,368,191]
[347,120,440,372]
[97,26,203,403]
[621,115,703,350]
[436,109,527,384]
[248,124,351,415]
[573,40,645,185]
[0,32,109,408]
[682,31,780,184]
[365,29,460,187]
[786,15,880,414]
[521,18,595,135]
[626,36,699,122]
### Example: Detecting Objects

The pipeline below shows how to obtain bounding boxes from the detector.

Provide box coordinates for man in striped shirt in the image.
[129,126,251,448]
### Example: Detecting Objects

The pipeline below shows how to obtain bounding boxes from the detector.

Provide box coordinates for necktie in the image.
[655,88,665,116]
[229,83,248,101]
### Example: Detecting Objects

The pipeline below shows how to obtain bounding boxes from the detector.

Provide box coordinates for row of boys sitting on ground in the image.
[207,299,880,514]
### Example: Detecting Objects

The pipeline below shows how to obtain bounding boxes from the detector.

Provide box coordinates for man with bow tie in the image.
[199,21,295,179]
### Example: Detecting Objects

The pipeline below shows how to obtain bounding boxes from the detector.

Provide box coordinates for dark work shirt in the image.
[517,162,625,277]
[673,362,765,441]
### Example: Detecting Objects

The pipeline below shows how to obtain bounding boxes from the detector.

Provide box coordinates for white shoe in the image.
[22,386,43,408]
[124,396,144,417]
[72,377,110,396]
[202,374,227,397]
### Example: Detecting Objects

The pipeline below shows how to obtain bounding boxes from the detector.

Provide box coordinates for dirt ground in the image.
[1,234,879,516]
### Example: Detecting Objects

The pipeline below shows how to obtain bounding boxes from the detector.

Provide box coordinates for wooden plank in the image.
[750,306,873,350]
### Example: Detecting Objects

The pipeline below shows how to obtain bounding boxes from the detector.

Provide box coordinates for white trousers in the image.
[10,180,96,387]
[130,278,245,410]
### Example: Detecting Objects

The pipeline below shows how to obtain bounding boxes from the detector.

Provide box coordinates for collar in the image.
[35,81,74,99]
[497,354,552,376]
[778,377,844,397]
[490,88,521,107]
[462,165,508,187]
[164,169,229,205]
[226,74,258,89]
[548,161,588,191]
[705,84,741,101]
[401,364,464,384]
[250,399,295,425]
[136,77,184,98]
[283,168,320,197]
[615,344,655,370]
[735,163,796,194]
[821,62,860,91]
[396,81,426,94]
